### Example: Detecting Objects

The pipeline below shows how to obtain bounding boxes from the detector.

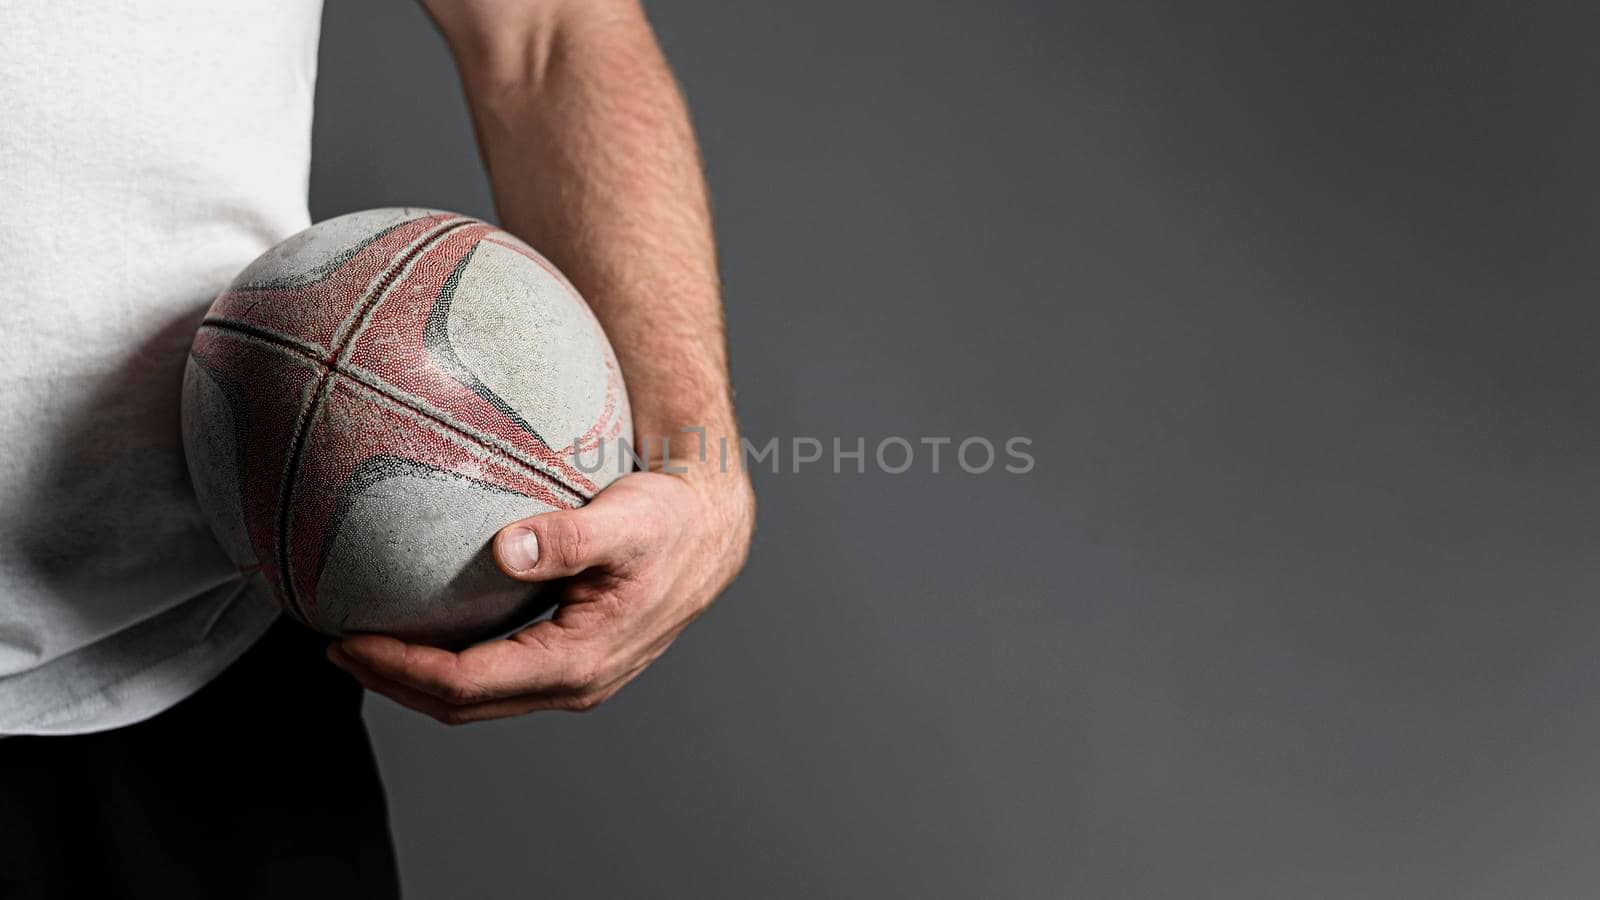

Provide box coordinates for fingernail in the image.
[501,526,539,573]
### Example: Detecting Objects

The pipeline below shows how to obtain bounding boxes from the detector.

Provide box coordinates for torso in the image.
[0,0,324,734]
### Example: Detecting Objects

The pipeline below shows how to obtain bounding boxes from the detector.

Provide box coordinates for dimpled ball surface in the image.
[181,208,632,648]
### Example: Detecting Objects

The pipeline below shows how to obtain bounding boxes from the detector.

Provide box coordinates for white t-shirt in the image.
[0,0,324,733]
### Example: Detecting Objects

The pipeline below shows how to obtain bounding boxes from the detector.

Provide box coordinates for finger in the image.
[329,645,460,717]
[492,480,656,582]
[330,644,639,724]
[335,620,600,703]
[334,633,515,704]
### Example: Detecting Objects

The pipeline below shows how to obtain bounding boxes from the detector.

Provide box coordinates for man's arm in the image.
[328,0,755,722]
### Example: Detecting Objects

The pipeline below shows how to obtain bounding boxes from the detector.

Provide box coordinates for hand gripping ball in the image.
[181,208,632,648]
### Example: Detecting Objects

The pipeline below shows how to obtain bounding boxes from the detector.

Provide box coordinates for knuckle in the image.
[435,708,474,727]
[548,516,590,571]
[563,692,604,713]
[554,671,588,694]
[439,678,487,705]
[557,661,602,693]
[585,590,628,624]
[518,627,561,657]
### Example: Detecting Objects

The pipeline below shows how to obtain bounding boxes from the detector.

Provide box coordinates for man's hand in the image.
[340,0,751,721]
[329,468,753,723]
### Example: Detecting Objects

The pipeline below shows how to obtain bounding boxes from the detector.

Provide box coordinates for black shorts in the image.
[0,617,399,900]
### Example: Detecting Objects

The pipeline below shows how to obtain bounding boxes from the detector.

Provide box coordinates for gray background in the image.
[313,2,1600,897]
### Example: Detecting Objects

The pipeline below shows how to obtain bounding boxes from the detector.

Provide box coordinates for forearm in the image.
[438,2,736,475]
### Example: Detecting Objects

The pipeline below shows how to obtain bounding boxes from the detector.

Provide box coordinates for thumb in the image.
[492,487,645,582]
